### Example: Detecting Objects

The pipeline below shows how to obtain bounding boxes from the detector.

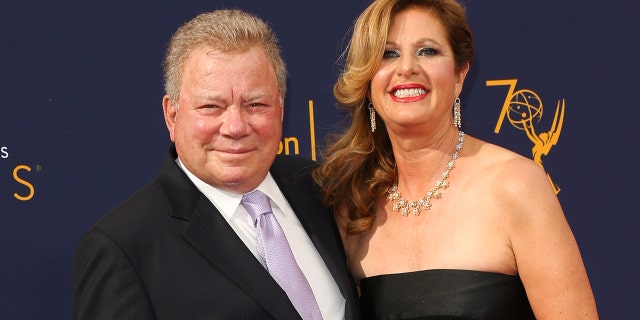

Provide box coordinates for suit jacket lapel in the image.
[181,197,301,320]
[276,174,345,280]
[157,147,301,320]
[271,157,357,316]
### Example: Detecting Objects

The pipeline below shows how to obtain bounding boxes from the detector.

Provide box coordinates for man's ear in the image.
[162,95,177,142]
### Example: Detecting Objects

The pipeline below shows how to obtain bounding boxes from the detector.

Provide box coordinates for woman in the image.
[313,0,598,319]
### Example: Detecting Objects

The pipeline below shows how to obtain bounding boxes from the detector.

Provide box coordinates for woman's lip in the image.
[391,83,427,91]
[390,93,427,103]
[390,85,429,102]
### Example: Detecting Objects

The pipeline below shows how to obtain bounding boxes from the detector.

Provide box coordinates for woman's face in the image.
[369,6,468,135]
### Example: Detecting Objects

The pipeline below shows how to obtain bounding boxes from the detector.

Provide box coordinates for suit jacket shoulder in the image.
[73,147,359,320]
[74,147,294,319]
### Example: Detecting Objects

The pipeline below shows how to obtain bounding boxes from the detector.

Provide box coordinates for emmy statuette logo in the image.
[487,79,565,194]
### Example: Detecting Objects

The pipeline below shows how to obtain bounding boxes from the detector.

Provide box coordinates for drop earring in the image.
[368,103,376,132]
[453,97,461,129]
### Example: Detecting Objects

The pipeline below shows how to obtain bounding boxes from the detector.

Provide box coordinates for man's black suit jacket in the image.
[73,146,359,319]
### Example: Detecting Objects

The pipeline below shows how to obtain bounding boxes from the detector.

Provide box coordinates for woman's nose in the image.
[397,54,419,77]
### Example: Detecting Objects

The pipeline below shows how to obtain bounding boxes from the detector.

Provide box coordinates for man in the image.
[73,9,359,319]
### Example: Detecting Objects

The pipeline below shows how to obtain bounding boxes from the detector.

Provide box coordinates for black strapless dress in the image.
[360,269,535,320]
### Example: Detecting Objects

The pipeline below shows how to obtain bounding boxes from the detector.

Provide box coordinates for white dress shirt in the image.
[177,158,345,319]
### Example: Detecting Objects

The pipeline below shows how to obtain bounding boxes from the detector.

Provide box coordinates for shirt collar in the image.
[176,157,288,221]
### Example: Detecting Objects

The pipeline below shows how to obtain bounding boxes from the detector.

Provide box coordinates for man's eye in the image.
[197,104,224,115]
[416,47,439,56]
[245,103,271,114]
[382,49,400,59]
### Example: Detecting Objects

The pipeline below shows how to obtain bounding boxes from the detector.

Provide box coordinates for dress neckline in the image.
[361,268,519,281]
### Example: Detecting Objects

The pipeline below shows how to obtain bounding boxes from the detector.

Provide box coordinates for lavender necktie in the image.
[241,190,323,320]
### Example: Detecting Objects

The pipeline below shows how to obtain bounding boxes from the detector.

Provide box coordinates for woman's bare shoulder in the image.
[463,136,555,210]
[465,136,542,176]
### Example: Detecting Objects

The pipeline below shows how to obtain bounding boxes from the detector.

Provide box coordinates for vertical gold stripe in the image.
[308,100,316,161]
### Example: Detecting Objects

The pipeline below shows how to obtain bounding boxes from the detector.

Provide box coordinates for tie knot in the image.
[241,190,272,222]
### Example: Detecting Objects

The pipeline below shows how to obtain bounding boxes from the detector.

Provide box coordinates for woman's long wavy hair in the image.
[313,0,475,234]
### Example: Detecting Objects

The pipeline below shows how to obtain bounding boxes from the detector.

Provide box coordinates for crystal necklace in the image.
[387,130,465,216]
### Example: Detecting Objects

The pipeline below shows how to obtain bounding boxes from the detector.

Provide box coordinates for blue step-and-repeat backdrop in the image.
[1,0,637,318]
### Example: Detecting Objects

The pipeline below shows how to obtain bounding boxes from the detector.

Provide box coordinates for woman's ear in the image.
[455,62,470,97]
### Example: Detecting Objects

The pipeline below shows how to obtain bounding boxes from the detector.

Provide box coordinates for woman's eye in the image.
[416,47,439,56]
[382,49,401,59]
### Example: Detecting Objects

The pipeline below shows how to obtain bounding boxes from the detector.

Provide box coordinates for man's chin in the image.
[211,169,268,193]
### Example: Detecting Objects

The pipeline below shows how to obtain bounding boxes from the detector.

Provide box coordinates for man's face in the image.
[163,45,283,193]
